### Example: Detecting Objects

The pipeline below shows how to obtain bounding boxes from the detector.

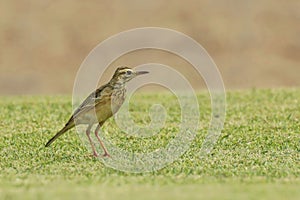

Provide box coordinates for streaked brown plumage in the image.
[45,67,149,157]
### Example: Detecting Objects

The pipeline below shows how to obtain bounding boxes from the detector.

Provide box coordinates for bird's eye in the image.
[126,71,132,75]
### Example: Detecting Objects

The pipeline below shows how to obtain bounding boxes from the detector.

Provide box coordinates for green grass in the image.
[0,89,299,199]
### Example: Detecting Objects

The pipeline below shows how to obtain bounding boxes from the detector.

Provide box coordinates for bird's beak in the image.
[135,71,149,76]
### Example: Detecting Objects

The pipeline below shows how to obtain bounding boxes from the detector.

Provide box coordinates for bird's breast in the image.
[111,88,126,113]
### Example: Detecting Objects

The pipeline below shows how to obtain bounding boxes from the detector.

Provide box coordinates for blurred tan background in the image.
[0,0,299,95]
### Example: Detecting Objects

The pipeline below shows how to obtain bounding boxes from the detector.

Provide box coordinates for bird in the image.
[45,67,149,157]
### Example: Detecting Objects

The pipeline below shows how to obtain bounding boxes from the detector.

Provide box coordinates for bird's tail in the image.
[45,123,74,147]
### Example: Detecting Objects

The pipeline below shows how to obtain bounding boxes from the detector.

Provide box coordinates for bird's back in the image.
[68,83,126,126]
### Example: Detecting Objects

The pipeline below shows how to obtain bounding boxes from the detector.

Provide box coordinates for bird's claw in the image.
[93,152,99,157]
[103,152,110,157]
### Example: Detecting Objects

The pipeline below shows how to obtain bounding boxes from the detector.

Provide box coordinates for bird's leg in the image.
[86,124,98,157]
[95,123,110,157]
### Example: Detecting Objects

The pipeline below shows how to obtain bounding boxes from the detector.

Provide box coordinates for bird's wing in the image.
[72,85,112,119]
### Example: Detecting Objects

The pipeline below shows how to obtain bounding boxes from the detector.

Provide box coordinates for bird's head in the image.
[111,67,149,84]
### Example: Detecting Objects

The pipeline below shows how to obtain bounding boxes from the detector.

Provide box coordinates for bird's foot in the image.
[102,152,110,157]
[93,152,99,157]
[85,152,109,158]
[84,152,99,158]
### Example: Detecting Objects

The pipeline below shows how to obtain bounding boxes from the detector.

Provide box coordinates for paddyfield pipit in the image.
[45,67,149,157]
